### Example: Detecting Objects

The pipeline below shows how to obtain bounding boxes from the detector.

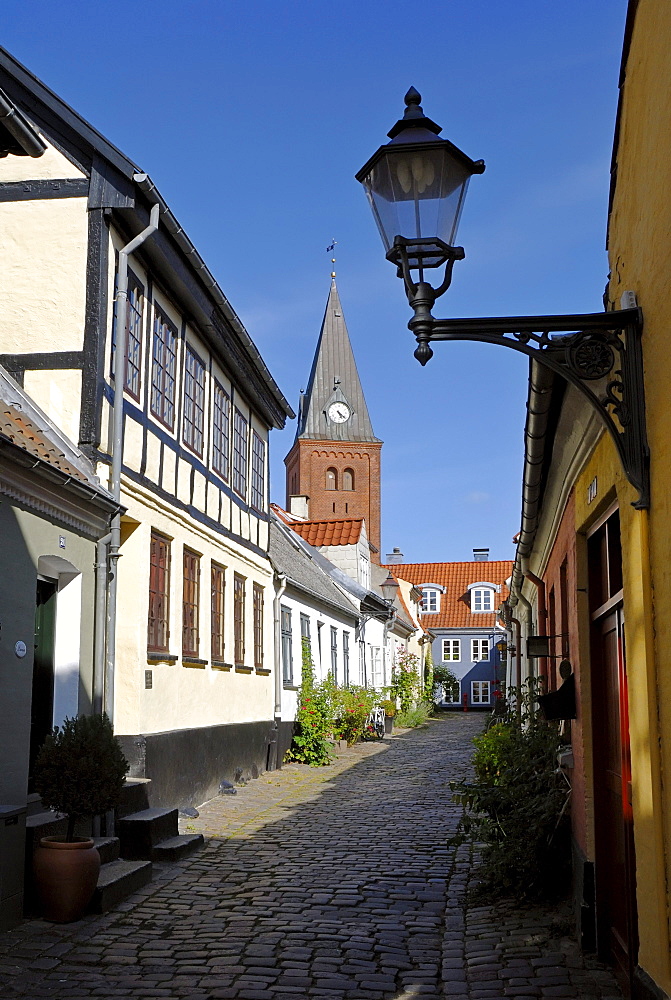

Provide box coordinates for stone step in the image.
[151,833,204,862]
[89,859,152,914]
[117,777,152,819]
[92,836,120,865]
[117,807,178,859]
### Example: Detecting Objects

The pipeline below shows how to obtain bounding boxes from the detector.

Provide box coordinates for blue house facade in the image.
[384,552,512,710]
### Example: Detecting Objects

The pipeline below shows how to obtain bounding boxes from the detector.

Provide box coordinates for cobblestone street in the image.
[0,716,622,999]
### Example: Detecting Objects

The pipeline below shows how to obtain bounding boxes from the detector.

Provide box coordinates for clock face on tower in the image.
[327,401,351,423]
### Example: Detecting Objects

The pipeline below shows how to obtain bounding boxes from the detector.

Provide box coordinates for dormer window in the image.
[420,584,445,613]
[470,586,495,612]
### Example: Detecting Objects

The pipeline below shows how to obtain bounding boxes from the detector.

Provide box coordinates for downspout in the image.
[525,566,548,687]
[106,197,160,722]
[93,530,112,715]
[512,615,522,720]
[273,574,287,719]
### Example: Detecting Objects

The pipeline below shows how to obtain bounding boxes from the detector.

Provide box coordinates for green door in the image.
[29,578,58,791]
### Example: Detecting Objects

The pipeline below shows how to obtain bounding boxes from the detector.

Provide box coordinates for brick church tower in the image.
[284,276,383,562]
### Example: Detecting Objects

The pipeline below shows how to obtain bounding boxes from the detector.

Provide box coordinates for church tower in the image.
[284,276,383,561]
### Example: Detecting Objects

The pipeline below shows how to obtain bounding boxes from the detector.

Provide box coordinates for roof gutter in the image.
[510,359,556,613]
[133,173,295,423]
[0,87,46,156]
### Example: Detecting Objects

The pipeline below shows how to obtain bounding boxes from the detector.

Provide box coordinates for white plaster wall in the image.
[278,589,356,722]
[0,198,88,354]
[22,369,82,446]
[114,477,275,737]
[0,138,85,182]
[52,574,82,728]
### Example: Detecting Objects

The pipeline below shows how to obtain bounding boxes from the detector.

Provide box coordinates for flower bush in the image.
[284,640,334,766]
[332,686,377,745]
[390,650,420,712]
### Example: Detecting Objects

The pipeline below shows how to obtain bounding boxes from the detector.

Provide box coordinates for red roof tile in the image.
[289,517,364,548]
[0,404,89,482]
[385,561,512,629]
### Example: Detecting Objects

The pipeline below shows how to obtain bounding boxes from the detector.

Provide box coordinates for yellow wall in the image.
[604,0,671,988]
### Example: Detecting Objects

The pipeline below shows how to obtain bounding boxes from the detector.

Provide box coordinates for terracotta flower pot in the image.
[33,837,100,923]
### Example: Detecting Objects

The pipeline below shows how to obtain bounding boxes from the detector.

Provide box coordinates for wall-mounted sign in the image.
[14,640,27,658]
[58,535,66,549]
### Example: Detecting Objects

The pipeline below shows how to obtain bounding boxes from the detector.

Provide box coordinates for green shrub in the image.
[33,713,129,841]
[285,640,334,766]
[449,680,571,898]
[433,663,459,702]
[390,651,420,712]
[395,699,432,728]
[332,685,377,745]
[380,698,396,718]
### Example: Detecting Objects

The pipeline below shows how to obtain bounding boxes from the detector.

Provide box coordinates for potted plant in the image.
[32,713,129,922]
[380,698,396,735]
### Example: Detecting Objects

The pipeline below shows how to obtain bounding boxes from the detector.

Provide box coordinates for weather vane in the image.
[326,239,337,277]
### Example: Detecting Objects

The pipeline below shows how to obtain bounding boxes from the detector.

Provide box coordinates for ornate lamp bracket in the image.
[403,266,649,509]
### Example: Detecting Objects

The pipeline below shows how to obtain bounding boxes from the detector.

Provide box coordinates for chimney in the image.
[473,548,489,562]
[289,495,310,519]
[385,547,404,564]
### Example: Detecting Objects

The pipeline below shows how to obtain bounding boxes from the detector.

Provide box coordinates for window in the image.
[253,584,264,670]
[471,638,490,662]
[281,606,293,683]
[150,308,177,428]
[442,639,460,661]
[472,680,491,704]
[212,381,231,481]
[421,589,440,613]
[343,631,350,686]
[112,269,144,399]
[251,432,266,511]
[183,346,206,456]
[326,467,337,490]
[342,468,354,491]
[148,531,170,652]
[182,549,200,656]
[234,574,245,665]
[360,556,370,590]
[471,588,494,612]
[444,678,461,703]
[300,614,311,657]
[211,563,226,661]
[233,408,248,498]
[330,626,338,682]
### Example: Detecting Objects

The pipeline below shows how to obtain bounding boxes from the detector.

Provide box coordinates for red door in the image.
[589,509,638,994]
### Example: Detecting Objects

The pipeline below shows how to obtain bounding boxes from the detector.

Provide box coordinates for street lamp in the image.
[357,90,650,509]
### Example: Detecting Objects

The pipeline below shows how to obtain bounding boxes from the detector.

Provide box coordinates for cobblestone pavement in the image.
[0,715,622,999]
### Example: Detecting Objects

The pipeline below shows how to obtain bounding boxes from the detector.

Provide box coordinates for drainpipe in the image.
[524,566,548,688]
[93,531,112,715]
[512,616,522,720]
[273,574,287,719]
[516,587,535,679]
[106,198,160,722]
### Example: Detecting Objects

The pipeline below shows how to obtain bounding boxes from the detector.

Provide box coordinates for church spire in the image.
[297,277,379,443]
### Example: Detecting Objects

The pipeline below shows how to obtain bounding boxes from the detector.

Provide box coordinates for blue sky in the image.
[5,1,628,562]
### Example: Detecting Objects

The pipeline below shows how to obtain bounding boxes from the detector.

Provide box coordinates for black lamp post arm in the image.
[407,300,649,509]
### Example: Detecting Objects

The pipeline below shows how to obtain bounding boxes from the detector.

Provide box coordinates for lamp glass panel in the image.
[362,145,471,252]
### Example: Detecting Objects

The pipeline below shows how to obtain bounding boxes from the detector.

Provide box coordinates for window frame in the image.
[330,626,338,682]
[471,680,491,705]
[182,344,206,457]
[343,631,350,686]
[421,588,440,613]
[281,605,293,684]
[211,562,226,661]
[232,408,249,499]
[150,306,178,430]
[325,467,338,491]
[182,548,200,657]
[342,468,354,491]
[233,574,246,665]
[253,584,264,670]
[212,380,231,482]
[471,638,490,662]
[441,638,460,662]
[111,267,145,401]
[471,587,494,613]
[251,431,266,512]
[148,531,170,654]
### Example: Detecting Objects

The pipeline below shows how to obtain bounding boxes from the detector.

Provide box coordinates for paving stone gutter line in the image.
[0,715,622,999]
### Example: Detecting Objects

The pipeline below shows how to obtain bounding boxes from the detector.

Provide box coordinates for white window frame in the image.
[471,638,490,662]
[421,588,440,613]
[443,678,461,704]
[441,638,460,662]
[471,680,491,704]
[471,587,494,612]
